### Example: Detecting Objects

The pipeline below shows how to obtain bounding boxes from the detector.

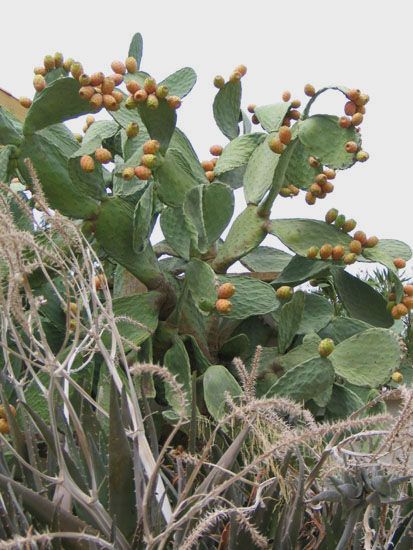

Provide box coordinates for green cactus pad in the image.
[214,133,264,176]
[217,275,279,319]
[68,156,106,201]
[133,183,154,253]
[241,246,292,273]
[0,106,22,145]
[279,332,320,371]
[243,135,282,204]
[203,365,242,421]
[164,337,192,415]
[319,317,372,343]
[95,197,161,284]
[277,291,305,353]
[138,98,176,153]
[267,356,335,407]
[128,32,144,69]
[332,268,393,328]
[185,259,217,314]
[269,219,352,256]
[0,145,12,181]
[254,103,291,132]
[21,132,99,219]
[75,121,119,156]
[275,256,330,287]
[285,139,323,189]
[183,182,234,254]
[159,67,197,99]
[219,334,250,359]
[362,239,412,271]
[325,384,364,419]
[298,114,361,170]
[298,293,334,334]
[23,78,91,135]
[170,128,207,184]
[160,206,196,260]
[212,205,266,272]
[330,328,401,387]
[156,147,199,206]
[213,80,241,140]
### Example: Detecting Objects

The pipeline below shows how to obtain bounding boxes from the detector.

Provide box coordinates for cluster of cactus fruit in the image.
[1,31,413,433]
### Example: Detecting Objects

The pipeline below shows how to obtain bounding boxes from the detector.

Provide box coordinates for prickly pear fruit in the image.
[0,419,10,434]
[201,160,215,172]
[288,184,299,196]
[351,112,363,126]
[142,140,160,155]
[318,338,334,357]
[323,168,336,180]
[402,296,413,310]
[217,283,236,299]
[247,104,256,113]
[90,72,105,86]
[307,246,319,259]
[279,187,292,197]
[80,155,95,172]
[79,86,95,100]
[393,258,406,269]
[167,96,182,109]
[322,181,334,193]
[112,90,124,104]
[33,75,46,92]
[215,299,232,314]
[339,116,352,129]
[43,54,55,71]
[392,303,408,319]
[34,66,47,76]
[276,286,293,300]
[279,126,292,145]
[349,240,362,254]
[334,214,346,229]
[125,56,138,73]
[282,90,291,102]
[353,231,367,245]
[345,141,358,153]
[19,97,32,108]
[134,166,152,180]
[122,167,135,180]
[134,89,148,103]
[343,253,357,265]
[356,151,369,162]
[391,371,403,384]
[101,77,115,94]
[365,236,379,248]
[144,77,157,94]
[54,52,64,67]
[141,154,157,169]
[89,93,103,110]
[403,284,413,297]
[213,75,225,89]
[309,183,322,197]
[229,71,242,82]
[146,94,159,109]
[304,83,316,96]
[126,80,141,94]
[289,109,300,120]
[305,191,316,205]
[111,60,126,74]
[103,94,118,111]
[341,219,357,233]
[308,156,320,168]
[126,122,139,138]
[235,64,247,76]
[79,74,91,87]
[269,137,284,154]
[319,244,333,259]
[70,62,83,80]
[344,101,357,116]
[332,245,345,261]
[95,148,112,164]
[0,404,16,419]
[62,58,74,72]
[205,171,215,182]
[209,144,223,156]
[156,85,169,99]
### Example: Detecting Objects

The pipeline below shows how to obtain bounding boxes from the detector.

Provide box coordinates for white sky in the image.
[1,0,412,275]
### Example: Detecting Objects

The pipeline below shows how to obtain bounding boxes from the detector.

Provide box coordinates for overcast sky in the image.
[1,0,411,275]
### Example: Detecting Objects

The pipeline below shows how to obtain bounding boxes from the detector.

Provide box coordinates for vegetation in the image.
[0,32,413,548]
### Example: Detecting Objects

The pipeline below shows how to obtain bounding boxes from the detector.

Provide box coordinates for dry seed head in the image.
[282,90,291,102]
[215,299,232,314]
[95,148,112,164]
[134,165,152,180]
[304,83,316,96]
[125,56,138,73]
[217,283,236,299]
[279,126,292,145]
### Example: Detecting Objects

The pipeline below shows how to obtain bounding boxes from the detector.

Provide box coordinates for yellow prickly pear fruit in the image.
[318,338,335,357]
[215,299,232,314]
[276,286,293,300]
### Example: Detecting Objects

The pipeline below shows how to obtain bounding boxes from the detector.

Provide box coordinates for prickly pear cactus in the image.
[1,33,412,423]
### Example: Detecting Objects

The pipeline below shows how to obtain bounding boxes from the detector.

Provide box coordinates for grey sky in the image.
[1,0,411,275]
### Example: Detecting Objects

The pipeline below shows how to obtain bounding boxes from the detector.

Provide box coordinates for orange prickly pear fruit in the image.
[201,160,215,172]
[279,126,292,145]
[235,64,247,76]
[403,284,413,297]
[101,77,115,94]
[353,231,367,245]
[95,148,112,164]
[289,109,301,120]
[34,66,47,76]
[125,56,138,73]
[322,181,334,193]
[80,155,95,172]
[111,60,126,74]
[33,75,46,92]
[345,141,358,153]
[247,103,256,113]
[103,94,118,111]
[134,166,152,180]
[143,140,161,155]
[112,90,124,104]
[402,296,413,310]
[122,167,135,180]
[344,101,357,116]
[308,156,319,168]
[79,74,91,86]
[144,77,157,94]
[89,93,103,110]
[279,187,292,197]
[0,404,16,419]
[319,244,333,259]
[342,219,357,233]
[393,258,406,269]
[307,246,319,259]
[309,183,322,197]
[19,97,32,108]
[349,240,362,254]
[343,253,357,264]
[325,208,338,224]
[346,89,361,102]
[79,86,95,101]
[339,116,352,128]
[209,144,223,156]
[90,72,105,86]
[126,80,141,94]
[217,283,236,299]
[0,419,10,434]
[126,122,139,138]
[167,96,182,109]
[62,58,74,72]
[304,83,316,96]
[134,89,148,103]
[332,245,345,261]
[215,299,232,314]
[323,168,336,180]
[229,70,242,82]
[205,171,215,182]
[305,191,316,205]
[351,112,363,126]
[365,236,379,248]
[268,137,284,154]
[282,90,291,102]
[288,184,299,196]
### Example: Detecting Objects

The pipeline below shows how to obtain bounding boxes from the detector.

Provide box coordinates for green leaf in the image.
[95,197,161,283]
[241,246,292,273]
[159,67,197,98]
[362,239,412,271]
[326,384,364,419]
[109,381,136,539]
[128,32,143,69]
[275,256,330,286]
[133,183,154,252]
[23,78,91,135]
[213,80,241,140]
[203,365,242,421]
[186,259,217,314]
[110,291,161,348]
[285,139,323,189]
[218,275,279,319]
[330,328,401,387]
[21,132,99,219]
[279,332,320,371]
[298,114,361,170]
[0,106,22,145]
[278,291,305,353]
[212,205,266,272]
[243,134,281,204]
[156,147,198,206]
[254,102,291,132]
[160,206,196,260]
[319,317,372,343]
[138,98,176,153]
[164,337,192,414]
[214,133,264,175]
[267,356,334,407]
[269,218,353,257]
[332,268,393,328]
[298,293,333,334]
[183,182,234,254]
